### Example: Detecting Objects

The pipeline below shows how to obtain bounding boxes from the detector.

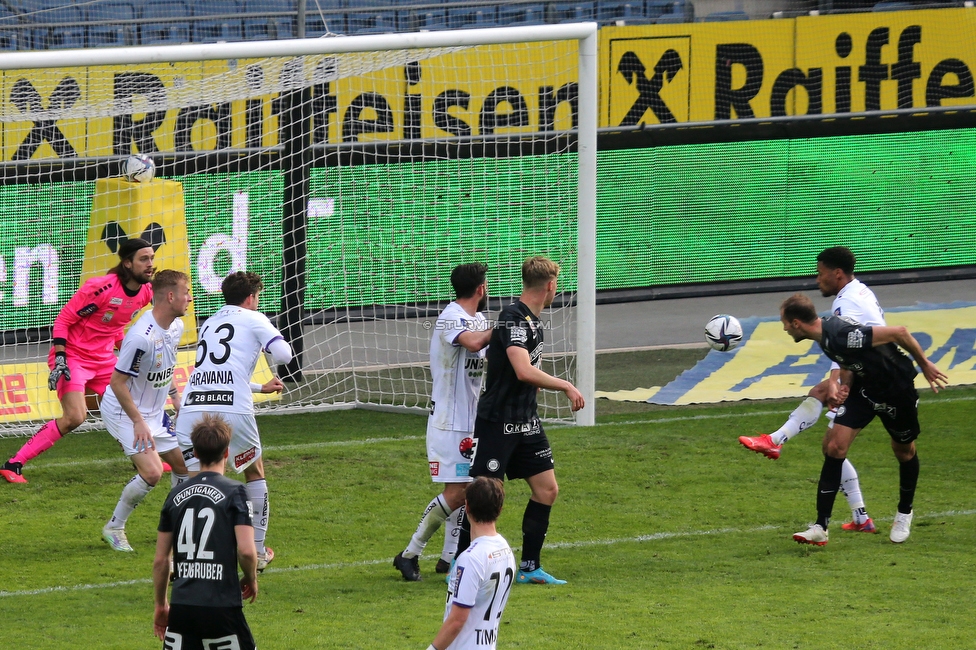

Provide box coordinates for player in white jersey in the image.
[739,247,884,532]
[101,270,193,552]
[176,271,292,571]
[430,477,516,650]
[394,263,492,582]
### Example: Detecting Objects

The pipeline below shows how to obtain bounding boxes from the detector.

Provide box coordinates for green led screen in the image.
[598,129,976,287]
[1,127,974,331]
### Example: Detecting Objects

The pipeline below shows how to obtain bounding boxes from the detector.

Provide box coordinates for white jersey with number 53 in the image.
[445,534,516,650]
[181,305,284,414]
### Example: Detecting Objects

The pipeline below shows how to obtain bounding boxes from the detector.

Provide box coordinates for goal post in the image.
[0,24,598,436]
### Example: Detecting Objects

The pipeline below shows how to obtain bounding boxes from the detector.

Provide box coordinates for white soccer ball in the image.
[123,154,155,183]
[704,314,743,352]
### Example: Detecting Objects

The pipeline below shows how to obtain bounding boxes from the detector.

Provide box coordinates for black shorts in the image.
[164,604,256,650]
[834,386,921,444]
[470,416,554,480]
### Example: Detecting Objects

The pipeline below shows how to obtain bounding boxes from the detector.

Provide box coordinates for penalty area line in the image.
[3,509,974,599]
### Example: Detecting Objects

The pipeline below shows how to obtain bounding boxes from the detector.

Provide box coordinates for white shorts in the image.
[175,410,262,473]
[427,419,475,484]
[105,412,179,457]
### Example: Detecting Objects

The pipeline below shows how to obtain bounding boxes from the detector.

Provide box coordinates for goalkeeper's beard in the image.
[477,294,488,312]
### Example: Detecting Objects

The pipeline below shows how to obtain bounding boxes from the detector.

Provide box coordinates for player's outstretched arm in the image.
[152,531,174,640]
[430,603,470,650]
[236,524,259,603]
[870,325,949,392]
[506,347,585,411]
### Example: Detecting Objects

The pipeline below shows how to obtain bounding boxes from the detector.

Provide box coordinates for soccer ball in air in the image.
[123,154,155,183]
[704,314,743,352]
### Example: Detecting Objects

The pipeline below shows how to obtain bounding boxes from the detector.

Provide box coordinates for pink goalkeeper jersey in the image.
[51,274,153,365]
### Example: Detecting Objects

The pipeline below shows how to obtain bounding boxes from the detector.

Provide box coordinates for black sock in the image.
[520,499,551,572]
[898,454,919,514]
[816,455,845,530]
[456,509,471,558]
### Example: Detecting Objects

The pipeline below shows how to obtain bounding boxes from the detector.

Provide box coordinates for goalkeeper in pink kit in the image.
[1,238,155,484]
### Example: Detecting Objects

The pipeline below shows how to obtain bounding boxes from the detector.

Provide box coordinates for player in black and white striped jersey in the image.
[739,247,884,532]
[779,293,946,546]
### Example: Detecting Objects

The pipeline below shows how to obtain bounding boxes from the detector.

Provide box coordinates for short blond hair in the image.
[521,256,560,290]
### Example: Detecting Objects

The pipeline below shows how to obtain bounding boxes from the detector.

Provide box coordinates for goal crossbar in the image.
[0,23,598,70]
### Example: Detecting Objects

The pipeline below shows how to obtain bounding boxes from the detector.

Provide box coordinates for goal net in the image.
[0,25,597,437]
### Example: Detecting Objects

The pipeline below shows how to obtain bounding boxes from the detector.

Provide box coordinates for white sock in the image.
[405,494,451,558]
[171,472,188,489]
[247,479,269,556]
[107,474,154,529]
[839,459,869,522]
[441,507,464,562]
[770,396,823,446]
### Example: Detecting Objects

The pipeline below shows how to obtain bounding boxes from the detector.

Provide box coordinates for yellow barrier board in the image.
[646,303,976,405]
[0,350,279,424]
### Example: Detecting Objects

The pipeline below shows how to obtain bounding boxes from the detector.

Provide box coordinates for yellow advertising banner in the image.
[639,303,976,405]
[0,43,579,160]
[602,7,976,125]
[0,350,279,424]
[3,10,974,159]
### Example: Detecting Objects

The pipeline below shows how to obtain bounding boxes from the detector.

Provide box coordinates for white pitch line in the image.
[2,509,974,600]
[15,394,976,471]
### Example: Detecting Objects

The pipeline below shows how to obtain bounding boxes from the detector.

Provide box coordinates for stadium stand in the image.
[702,9,749,19]
[243,0,296,39]
[192,0,244,42]
[87,0,137,47]
[0,0,967,48]
[139,0,191,44]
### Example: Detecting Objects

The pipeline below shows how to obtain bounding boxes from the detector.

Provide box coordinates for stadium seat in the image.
[654,11,685,22]
[702,9,749,20]
[244,0,295,40]
[872,0,913,9]
[29,0,85,49]
[643,0,674,20]
[0,4,23,50]
[193,0,244,42]
[305,12,335,36]
[140,0,191,44]
[403,8,448,31]
[447,5,497,29]
[548,2,595,22]
[668,0,694,20]
[497,2,545,24]
[345,10,397,33]
[596,0,648,24]
[87,1,136,47]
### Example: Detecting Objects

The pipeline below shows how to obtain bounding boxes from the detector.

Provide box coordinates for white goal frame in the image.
[0,23,598,427]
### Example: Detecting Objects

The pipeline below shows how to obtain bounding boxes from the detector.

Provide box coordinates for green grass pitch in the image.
[1,356,974,649]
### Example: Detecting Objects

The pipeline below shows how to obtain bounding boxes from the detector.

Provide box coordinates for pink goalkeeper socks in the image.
[11,419,63,465]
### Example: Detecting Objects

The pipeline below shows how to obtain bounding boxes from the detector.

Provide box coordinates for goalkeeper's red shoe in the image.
[161,462,172,472]
[738,434,782,460]
[841,518,877,533]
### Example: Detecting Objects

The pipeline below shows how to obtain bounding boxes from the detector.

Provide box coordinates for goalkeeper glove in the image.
[48,351,71,391]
